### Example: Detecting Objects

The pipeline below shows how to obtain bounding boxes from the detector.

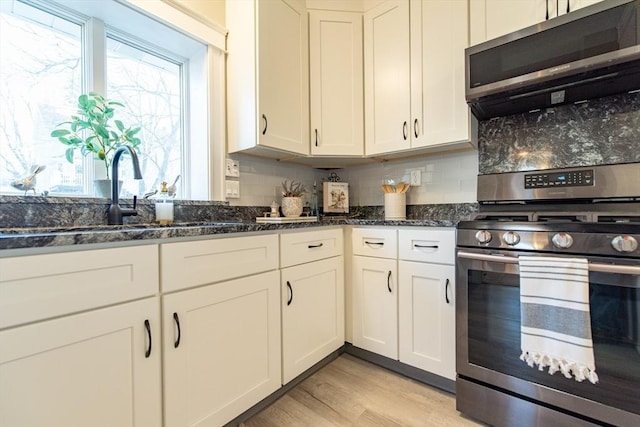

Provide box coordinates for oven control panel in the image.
[524,169,594,189]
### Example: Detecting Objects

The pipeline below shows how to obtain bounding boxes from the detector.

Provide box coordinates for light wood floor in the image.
[241,354,485,427]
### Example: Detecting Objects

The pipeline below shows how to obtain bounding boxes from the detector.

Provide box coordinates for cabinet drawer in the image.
[351,228,397,259]
[280,228,343,268]
[0,245,159,329]
[398,228,455,265]
[161,234,278,292]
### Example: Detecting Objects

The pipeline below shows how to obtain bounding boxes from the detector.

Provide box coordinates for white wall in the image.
[230,150,478,207]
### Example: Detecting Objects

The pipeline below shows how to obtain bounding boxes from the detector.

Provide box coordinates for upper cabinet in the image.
[470,0,603,44]
[364,0,471,156]
[227,0,309,157]
[309,10,364,156]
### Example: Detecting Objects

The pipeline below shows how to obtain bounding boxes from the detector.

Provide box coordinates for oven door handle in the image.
[457,251,640,275]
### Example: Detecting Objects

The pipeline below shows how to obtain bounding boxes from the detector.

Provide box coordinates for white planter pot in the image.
[281,197,303,217]
[94,179,123,198]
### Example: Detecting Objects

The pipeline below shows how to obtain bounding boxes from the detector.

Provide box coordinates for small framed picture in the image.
[323,182,349,214]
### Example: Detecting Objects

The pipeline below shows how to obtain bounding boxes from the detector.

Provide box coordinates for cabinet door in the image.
[258,0,309,155]
[310,10,363,156]
[352,255,398,359]
[281,256,345,383]
[0,298,161,427]
[364,0,411,155]
[163,271,281,427]
[410,0,469,149]
[398,261,455,380]
[470,0,550,44]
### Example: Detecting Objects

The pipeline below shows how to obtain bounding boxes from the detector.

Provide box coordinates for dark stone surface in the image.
[478,92,640,174]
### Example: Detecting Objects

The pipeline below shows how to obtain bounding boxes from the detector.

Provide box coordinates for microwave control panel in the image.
[524,169,594,189]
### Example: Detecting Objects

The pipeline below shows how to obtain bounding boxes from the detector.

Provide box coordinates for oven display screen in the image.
[525,169,594,189]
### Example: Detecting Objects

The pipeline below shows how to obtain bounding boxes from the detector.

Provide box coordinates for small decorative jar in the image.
[281,196,303,217]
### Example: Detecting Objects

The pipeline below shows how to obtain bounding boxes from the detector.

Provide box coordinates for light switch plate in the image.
[225,180,240,198]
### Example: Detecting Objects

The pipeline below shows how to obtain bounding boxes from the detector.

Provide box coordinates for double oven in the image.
[456,163,640,426]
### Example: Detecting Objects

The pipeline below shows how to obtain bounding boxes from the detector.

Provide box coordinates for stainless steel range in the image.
[456,163,640,427]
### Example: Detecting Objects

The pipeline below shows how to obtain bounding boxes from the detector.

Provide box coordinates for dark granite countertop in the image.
[0,219,457,251]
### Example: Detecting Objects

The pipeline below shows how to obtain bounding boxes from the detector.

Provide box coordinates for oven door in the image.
[456,248,640,426]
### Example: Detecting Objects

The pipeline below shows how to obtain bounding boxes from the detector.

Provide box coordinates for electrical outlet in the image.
[410,170,421,186]
[225,159,239,177]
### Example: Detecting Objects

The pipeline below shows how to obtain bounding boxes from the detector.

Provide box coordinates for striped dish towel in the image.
[519,256,598,384]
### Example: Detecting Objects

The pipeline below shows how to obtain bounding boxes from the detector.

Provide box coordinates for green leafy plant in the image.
[281,180,306,197]
[50,92,142,178]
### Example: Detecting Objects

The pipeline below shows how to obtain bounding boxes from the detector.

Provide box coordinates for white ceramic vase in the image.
[94,179,123,198]
[281,197,303,217]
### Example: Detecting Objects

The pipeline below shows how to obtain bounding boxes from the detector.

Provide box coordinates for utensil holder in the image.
[384,193,406,220]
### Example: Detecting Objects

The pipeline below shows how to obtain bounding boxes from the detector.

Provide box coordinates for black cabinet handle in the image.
[387,270,392,293]
[414,244,439,249]
[445,278,450,304]
[402,121,408,140]
[315,129,318,147]
[545,0,549,20]
[287,281,293,306]
[308,242,324,248]
[173,312,181,348]
[365,241,384,246]
[144,319,152,358]
[566,0,570,14]
[413,118,419,138]
[262,114,268,135]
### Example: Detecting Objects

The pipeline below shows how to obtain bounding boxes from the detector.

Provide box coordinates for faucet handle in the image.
[132,195,137,210]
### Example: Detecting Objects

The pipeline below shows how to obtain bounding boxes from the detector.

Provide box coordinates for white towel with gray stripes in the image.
[519,256,598,384]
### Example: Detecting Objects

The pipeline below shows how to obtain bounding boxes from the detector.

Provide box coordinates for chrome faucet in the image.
[107,145,143,225]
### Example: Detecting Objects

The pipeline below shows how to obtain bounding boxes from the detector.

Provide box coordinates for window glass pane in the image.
[106,36,183,198]
[0,1,84,196]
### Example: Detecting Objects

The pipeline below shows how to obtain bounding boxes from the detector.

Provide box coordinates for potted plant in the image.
[50,92,142,197]
[281,180,306,217]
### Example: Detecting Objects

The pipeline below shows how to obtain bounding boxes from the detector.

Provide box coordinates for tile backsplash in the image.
[478,92,640,174]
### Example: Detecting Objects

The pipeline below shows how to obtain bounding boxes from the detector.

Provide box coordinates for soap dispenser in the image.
[155,181,174,225]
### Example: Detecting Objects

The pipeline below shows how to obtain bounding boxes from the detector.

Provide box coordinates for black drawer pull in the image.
[365,241,384,246]
[287,281,293,306]
[308,243,324,248]
[144,319,152,358]
[414,244,439,249]
[173,312,181,348]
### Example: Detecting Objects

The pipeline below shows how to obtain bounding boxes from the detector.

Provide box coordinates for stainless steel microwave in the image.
[466,0,640,120]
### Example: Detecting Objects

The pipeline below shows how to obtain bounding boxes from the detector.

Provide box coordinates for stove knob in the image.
[552,233,574,249]
[502,231,521,246]
[475,230,492,244]
[611,235,638,253]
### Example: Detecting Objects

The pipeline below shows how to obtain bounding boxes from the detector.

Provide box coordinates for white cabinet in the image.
[469,0,603,45]
[364,0,411,155]
[161,234,280,427]
[364,0,471,156]
[410,0,469,149]
[162,271,281,427]
[309,10,363,156]
[0,247,161,427]
[398,229,456,380]
[280,228,344,384]
[227,0,309,157]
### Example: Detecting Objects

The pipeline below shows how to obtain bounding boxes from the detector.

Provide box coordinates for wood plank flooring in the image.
[240,354,485,427]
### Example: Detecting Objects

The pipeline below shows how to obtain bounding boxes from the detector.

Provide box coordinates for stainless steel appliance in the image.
[456,163,640,426]
[466,0,640,120]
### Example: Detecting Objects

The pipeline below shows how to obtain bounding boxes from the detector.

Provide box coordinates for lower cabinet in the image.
[398,260,456,380]
[162,270,281,427]
[352,255,398,359]
[0,297,161,427]
[281,256,344,384]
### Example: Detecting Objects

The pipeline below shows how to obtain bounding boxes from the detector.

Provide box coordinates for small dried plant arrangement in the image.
[281,180,306,197]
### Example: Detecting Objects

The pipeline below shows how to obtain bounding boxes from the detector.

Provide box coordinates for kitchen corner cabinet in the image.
[0,247,161,427]
[309,10,364,156]
[280,228,344,384]
[161,235,280,427]
[364,0,470,156]
[469,0,603,44]
[227,0,309,157]
[398,229,456,380]
[351,228,399,359]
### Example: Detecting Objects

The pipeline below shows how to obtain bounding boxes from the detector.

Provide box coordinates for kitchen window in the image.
[0,0,214,199]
